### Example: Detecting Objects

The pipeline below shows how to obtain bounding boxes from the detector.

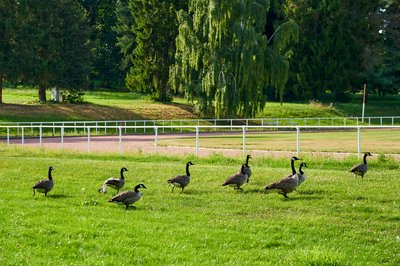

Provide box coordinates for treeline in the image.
[0,0,399,118]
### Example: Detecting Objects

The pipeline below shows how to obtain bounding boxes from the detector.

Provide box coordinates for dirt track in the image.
[3,132,398,159]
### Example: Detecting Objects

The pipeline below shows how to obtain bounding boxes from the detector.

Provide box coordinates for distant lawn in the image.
[158,128,400,155]
[0,88,196,122]
[0,147,399,265]
[1,87,399,122]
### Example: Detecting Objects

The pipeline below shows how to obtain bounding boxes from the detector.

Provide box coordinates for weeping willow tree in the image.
[170,0,298,118]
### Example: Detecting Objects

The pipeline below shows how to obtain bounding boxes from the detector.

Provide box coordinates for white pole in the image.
[362,82,366,123]
[119,126,122,154]
[154,127,158,153]
[195,126,199,156]
[7,127,9,145]
[357,127,361,158]
[22,127,24,146]
[87,127,91,152]
[296,127,300,156]
[242,126,246,155]
[105,122,107,135]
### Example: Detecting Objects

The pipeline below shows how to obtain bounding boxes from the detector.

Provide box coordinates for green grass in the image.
[0,146,399,265]
[2,87,399,123]
[159,128,400,154]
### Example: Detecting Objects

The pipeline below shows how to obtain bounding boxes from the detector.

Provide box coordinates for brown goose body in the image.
[350,152,372,178]
[98,167,128,194]
[32,166,54,196]
[168,162,193,192]
[223,164,248,190]
[109,183,147,209]
[265,156,300,198]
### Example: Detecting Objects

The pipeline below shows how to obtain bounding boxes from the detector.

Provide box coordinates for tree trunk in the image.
[0,72,3,104]
[38,83,47,102]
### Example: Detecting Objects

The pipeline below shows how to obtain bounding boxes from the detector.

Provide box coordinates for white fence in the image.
[0,116,400,130]
[1,124,399,158]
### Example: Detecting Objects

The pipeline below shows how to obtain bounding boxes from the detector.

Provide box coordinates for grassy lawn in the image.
[2,87,399,123]
[0,88,196,122]
[0,146,399,265]
[158,128,400,155]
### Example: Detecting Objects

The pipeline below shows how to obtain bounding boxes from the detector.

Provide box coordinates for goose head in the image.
[291,156,301,161]
[121,167,129,172]
[187,162,194,166]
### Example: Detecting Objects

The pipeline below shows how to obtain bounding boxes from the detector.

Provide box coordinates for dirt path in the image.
[3,133,399,159]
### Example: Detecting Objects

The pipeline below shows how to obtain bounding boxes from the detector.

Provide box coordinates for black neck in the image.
[48,168,53,180]
[291,159,297,175]
[186,163,191,176]
[134,185,141,192]
[245,156,250,167]
[120,169,125,180]
[299,164,304,175]
[363,153,368,164]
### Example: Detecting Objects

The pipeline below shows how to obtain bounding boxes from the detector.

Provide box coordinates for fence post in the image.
[180,120,183,133]
[87,127,91,152]
[31,123,33,135]
[242,126,246,155]
[195,126,199,156]
[154,127,158,153]
[105,122,107,135]
[53,123,55,135]
[296,127,300,156]
[392,117,394,126]
[22,127,24,146]
[144,121,146,133]
[230,119,233,131]
[7,127,9,145]
[357,127,361,158]
[119,126,122,154]
[39,127,42,147]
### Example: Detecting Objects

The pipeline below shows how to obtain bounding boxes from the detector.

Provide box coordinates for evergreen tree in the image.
[80,0,124,88]
[125,0,183,102]
[14,0,91,102]
[170,0,298,118]
[0,0,20,103]
[286,0,382,101]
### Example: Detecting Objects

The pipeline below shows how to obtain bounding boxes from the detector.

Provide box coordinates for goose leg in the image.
[32,189,35,196]
[171,186,175,193]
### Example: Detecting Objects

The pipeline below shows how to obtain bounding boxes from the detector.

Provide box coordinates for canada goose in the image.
[241,154,252,183]
[98,167,128,194]
[32,166,55,196]
[297,162,308,187]
[349,152,372,178]
[168,162,194,192]
[264,156,301,198]
[108,183,147,209]
[223,164,248,190]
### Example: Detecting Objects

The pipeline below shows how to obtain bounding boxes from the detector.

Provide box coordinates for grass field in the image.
[158,128,400,155]
[0,146,399,265]
[2,87,399,122]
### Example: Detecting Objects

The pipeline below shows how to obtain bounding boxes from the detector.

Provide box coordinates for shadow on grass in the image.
[47,194,72,199]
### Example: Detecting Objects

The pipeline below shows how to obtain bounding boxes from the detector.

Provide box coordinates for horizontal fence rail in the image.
[0,116,399,130]
[1,124,399,158]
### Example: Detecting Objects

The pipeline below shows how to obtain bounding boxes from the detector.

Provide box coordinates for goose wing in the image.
[223,173,247,186]
[350,163,365,173]
[105,177,123,186]
[266,174,298,190]
[33,179,53,190]
[109,191,135,203]
[168,175,189,187]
